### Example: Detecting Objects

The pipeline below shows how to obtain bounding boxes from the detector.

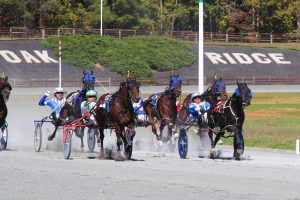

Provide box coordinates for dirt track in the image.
[1,88,300,200]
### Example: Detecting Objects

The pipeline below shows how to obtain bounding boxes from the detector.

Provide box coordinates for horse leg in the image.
[208,130,216,159]
[48,124,58,141]
[115,128,125,161]
[233,129,244,160]
[98,128,107,159]
[75,127,84,151]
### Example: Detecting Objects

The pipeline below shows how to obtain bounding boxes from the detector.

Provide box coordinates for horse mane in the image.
[0,82,12,91]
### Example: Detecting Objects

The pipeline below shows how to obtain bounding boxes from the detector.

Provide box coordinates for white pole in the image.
[296,139,299,155]
[58,30,62,88]
[198,0,204,93]
[100,0,103,36]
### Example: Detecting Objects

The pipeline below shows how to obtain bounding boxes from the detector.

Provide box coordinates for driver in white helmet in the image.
[38,87,66,121]
[81,90,98,125]
[188,92,211,124]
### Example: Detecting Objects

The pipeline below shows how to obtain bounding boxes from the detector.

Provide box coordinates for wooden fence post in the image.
[41,29,45,39]
[226,34,229,43]
[270,34,273,44]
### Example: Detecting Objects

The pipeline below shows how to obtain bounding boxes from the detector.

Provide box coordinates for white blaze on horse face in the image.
[268,53,291,64]
[232,53,253,64]
[251,53,272,64]
[34,50,58,63]
[0,50,21,63]
[20,50,41,63]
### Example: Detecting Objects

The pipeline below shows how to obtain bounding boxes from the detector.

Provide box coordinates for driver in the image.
[38,87,66,121]
[80,90,98,125]
[188,92,211,125]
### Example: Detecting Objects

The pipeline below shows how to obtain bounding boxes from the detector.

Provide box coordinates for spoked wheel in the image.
[34,124,42,152]
[63,128,73,159]
[87,128,96,153]
[0,124,8,150]
[178,128,188,159]
[124,128,135,160]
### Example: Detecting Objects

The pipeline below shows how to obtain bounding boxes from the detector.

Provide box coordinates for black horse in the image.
[143,73,182,147]
[48,70,96,149]
[94,76,140,161]
[0,74,12,129]
[207,81,252,160]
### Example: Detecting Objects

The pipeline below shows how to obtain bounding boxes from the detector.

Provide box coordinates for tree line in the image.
[0,0,299,33]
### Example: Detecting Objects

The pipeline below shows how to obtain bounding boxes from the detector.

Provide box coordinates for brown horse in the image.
[143,74,182,148]
[0,74,12,129]
[94,76,140,161]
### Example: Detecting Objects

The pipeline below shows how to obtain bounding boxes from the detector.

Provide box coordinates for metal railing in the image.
[1,27,299,43]
[8,76,300,88]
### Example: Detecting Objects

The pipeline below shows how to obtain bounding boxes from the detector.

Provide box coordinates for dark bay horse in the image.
[94,76,140,161]
[177,81,252,160]
[48,70,96,148]
[0,74,12,129]
[207,81,252,160]
[143,74,182,147]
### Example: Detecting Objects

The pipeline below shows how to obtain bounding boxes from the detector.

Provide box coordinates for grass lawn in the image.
[205,41,300,51]
[171,92,300,151]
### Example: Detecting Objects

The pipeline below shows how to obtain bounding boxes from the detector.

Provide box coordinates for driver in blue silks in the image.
[38,87,66,121]
[188,92,211,124]
[132,97,146,124]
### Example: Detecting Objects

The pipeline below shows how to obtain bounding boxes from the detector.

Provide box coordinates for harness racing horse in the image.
[207,81,252,160]
[144,73,182,148]
[0,74,12,129]
[94,76,140,161]
[48,70,96,149]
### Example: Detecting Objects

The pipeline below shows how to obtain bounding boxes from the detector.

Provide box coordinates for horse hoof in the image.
[210,148,216,159]
[47,135,54,141]
[98,150,107,159]
[115,155,125,161]
[115,151,125,161]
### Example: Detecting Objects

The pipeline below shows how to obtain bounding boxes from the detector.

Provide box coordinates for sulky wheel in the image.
[34,123,42,152]
[178,128,188,159]
[63,128,73,159]
[87,128,96,153]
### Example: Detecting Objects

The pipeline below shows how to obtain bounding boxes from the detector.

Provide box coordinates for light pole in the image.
[198,0,204,93]
[100,0,103,36]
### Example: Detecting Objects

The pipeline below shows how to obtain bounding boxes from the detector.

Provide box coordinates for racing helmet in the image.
[54,87,65,94]
[86,90,97,97]
[191,92,201,100]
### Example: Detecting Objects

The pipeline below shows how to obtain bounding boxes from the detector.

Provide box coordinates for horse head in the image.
[125,76,140,102]
[168,73,182,97]
[0,73,12,103]
[235,81,252,107]
[82,70,96,90]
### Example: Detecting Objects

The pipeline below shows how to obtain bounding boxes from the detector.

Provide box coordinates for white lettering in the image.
[205,52,227,64]
[0,50,21,63]
[268,53,291,64]
[34,50,58,63]
[223,53,237,64]
[251,53,271,64]
[20,50,41,63]
[232,53,253,64]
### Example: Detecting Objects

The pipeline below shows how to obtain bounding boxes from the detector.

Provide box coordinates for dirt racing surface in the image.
[1,88,300,200]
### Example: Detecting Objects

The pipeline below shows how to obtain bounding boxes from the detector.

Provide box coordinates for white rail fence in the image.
[8,76,300,88]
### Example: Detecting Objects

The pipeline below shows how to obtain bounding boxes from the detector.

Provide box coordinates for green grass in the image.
[205,41,300,51]
[43,35,196,78]
[215,93,300,150]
